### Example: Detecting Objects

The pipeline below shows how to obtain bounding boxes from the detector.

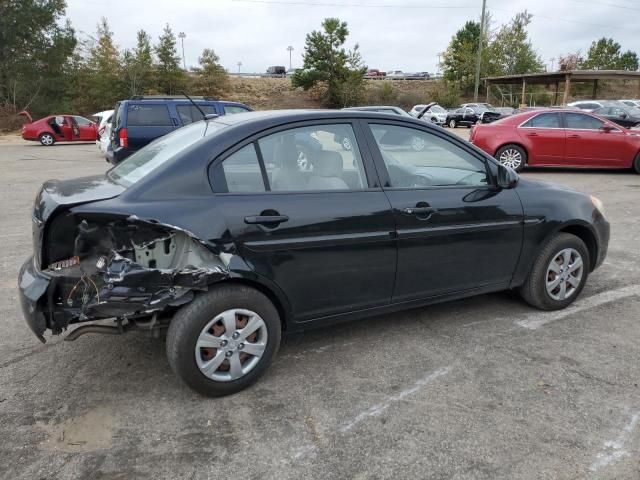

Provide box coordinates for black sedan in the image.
[18,110,609,396]
[446,106,502,128]
[593,105,640,128]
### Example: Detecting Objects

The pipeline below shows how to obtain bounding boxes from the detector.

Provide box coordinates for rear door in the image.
[516,112,565,165]
[125,103,176,152]
[563,112,629,167]
[363,121,523,301]
[210,121,397,323]
[73,116,97,140]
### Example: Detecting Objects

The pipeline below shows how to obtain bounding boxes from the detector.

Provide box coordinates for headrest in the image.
[273,136,298,168]
[314,151,343,177]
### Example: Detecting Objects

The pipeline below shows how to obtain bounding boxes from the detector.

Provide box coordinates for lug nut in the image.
[225,351,233,358]
[232,332,240,339]
[220,340,228,347]
[238,343,244,350]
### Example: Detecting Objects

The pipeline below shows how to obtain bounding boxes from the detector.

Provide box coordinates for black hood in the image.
[34,175,125,224]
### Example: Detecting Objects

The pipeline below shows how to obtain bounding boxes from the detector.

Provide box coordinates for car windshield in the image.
[431,105,446,113]
[108,121,227,187]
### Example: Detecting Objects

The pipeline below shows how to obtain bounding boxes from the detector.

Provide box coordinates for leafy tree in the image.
[0,0,76,116]
[442,21,483,88]
[122,30,155,95]
[191,48,229,97]
[155,24,186,94]
[85,18,124,109]
[582,38,638,70]
[292,18,367,107]
[557,52,582,71]
[488,11,544,76]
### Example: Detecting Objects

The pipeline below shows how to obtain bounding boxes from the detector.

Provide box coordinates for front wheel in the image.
[495,144,527,172]
[519,233,589,311]
[166,285,282,396]
[633,152,640,174]
[39,133,55,146]
[448,119,457,128]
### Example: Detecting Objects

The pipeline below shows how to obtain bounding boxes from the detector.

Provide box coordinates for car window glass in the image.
[73,116,92,125]
[213,144,265,193]
[565,113,604,130]
[257,124,367,192]
[176,105,217,125]
[522,113,561,128]
[127,104,172,126]
[370,124,488,188]
[223,105,250,115]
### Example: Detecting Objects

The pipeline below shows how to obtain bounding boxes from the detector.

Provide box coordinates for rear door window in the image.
[212,144,266,193]
[223,105,251,115]
[176,105,217,125]
[521,113,562,128]
[127,104,172,126]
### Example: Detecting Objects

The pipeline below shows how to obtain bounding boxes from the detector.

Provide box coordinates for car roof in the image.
[343,106,402,111]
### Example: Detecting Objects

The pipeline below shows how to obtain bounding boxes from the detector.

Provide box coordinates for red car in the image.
[470,109,640,173]
[21,115,98,146]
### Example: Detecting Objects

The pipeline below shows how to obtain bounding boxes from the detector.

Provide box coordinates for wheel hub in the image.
[545,248,584,301]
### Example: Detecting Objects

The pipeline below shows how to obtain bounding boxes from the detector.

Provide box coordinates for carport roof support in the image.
[484,70,640,106]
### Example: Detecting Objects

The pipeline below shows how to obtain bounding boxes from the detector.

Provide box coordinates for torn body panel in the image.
[19,214,230,340]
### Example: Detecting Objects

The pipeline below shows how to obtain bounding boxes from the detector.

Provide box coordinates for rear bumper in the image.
[106,147,132,165]
[18,256,50,343]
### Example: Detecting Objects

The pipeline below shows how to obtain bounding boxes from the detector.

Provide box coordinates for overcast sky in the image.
[66,0,639,73]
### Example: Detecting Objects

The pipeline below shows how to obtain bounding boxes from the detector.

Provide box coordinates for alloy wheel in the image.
[499,148,523,169]
[195,308,268,382]
[545,248,584,301]
[40,134,54,146]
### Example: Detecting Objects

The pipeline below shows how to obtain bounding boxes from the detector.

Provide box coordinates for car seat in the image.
[307,151,349,190]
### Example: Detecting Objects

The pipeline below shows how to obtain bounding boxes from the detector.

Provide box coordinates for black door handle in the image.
[244,215,289,225]
[403,206,437,215]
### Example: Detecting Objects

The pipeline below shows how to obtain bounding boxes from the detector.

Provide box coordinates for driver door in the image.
[363,122,523,301]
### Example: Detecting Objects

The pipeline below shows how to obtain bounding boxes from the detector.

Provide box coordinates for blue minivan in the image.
[106,96,252,164]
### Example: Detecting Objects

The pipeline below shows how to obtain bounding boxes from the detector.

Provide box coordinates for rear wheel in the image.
[519,233,589,310]
[633,152,640,174]
[496,144,527,172]
[166,285,281,396]
[39,133,55,146]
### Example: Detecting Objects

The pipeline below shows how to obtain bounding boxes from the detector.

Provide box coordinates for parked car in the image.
[94,109,114,153]
[470,109,640,173]
[386,70,405,79]
[446,105,501,128]
[266,66,286,76]
[619,99,640,108]
[107,96,252,164]
[18,109,609,396]
[366,69,386,77]
[592,105,640,128]
[21,115,98,146]
[91,110,112,127]
[567,100,625,112]
[409,103,448,125]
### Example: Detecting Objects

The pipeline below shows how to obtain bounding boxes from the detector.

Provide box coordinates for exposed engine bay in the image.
[40,214,229,335]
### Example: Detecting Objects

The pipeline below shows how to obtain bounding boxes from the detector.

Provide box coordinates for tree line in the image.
[0,1,228,121]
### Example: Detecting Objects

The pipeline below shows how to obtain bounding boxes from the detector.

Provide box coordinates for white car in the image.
[91,110,113,153]
[620,99,640,108]
[409,102,448,125]
[386,70,405,79]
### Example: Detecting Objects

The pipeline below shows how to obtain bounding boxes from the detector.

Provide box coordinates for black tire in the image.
[166,284,281,396]
[633,152,640,174]
[448,119,457,128]
[518,233,590,311]
[495,144,527,172]
[39,133,55,146]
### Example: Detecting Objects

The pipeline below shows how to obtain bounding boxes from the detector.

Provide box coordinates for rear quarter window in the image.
[127,104,172,126]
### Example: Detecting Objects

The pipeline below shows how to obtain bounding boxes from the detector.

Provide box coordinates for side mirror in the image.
[497,164,519,189]
[601,124,615,133]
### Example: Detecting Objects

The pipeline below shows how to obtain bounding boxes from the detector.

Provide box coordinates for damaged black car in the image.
[18,110,610,396]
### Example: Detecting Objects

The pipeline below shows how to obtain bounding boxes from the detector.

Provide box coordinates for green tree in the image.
[582,38,639,71]
[442,21,483,88]
[155,24,186,94]
[191,48,229,97]
[488,11,544,76]
[85,17,124,110]
[292,18,367,107]
[122,30,155,95]
[0,0,76,116]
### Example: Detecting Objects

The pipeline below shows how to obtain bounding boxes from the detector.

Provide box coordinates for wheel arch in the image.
[557,223,598,272]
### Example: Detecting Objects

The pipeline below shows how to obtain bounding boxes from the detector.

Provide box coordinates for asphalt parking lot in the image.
[1,138,640,480]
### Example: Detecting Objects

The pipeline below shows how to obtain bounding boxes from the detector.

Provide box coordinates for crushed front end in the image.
[18,210,229,342]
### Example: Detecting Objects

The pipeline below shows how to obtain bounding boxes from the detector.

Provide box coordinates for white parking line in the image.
[339,366,452,433]
[590,411,640,472]
[516,285,640,330]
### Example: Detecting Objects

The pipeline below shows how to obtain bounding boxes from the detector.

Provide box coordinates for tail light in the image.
[118,128,128,148]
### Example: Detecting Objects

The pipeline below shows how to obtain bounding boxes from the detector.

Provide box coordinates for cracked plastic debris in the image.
[44,216,230,329]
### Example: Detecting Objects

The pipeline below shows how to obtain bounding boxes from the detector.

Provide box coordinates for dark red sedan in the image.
[21,115,98,146]
[470,109,640,173]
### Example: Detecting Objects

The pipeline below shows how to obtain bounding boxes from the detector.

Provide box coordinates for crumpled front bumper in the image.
[18,256,50,343]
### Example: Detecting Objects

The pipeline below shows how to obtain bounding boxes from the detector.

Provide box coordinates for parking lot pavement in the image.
[1,142,640,480]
